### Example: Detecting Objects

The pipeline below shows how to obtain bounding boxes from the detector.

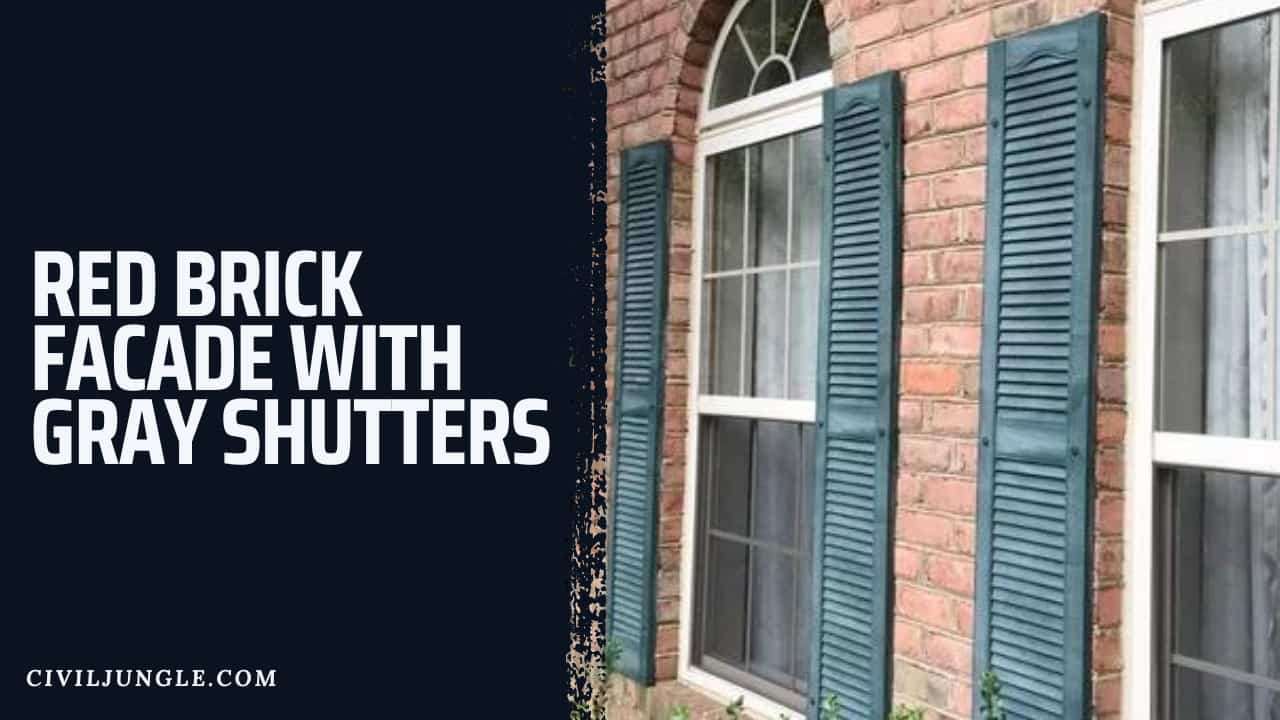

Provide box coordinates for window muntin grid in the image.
[709,0,830,110]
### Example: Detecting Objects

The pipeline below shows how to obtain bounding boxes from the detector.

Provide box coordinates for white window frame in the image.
[1129,1,1280,718]
[678,1,832,716]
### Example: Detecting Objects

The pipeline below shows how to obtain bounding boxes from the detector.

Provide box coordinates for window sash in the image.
[1134,3,1280,719]
[1150,6,1280,471]
[698,395,815,423]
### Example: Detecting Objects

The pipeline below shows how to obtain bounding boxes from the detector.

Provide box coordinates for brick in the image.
[924,632,971,675]
[935,248,983,283]
[1096,492,1124,536]
[856,46,884,77]
[929,401,978,435]
[934,90,986,133]
[933,169,986,208]
[853,6,902,46]
[903,362,963,395]
[881,34,934,71]
[1097,365,1124,403]
[962,129,987,164]
[1093,628,1123,672]
[1094,585,1123,627]
[904,178,932,212]
[960,206,986,244]
[906,137,963,176]
[952,519,976,556]
[1095,538,1124,583]
[898,471,924,505]
[993,3,1029,37]
[1104,144,1130,189]
[1100,273,1126,320]
[895,620,925,659]
[960,50,986,87]
[900,436,952,472]
[904,288,960,323]
[904,211,959,249]
[929,324,981,357]
[1097,407,1126,444]
[953,438,978,477]
[903,0,950,31]
[932,11,991,58]
[921,476,976,515]
[1095,449,1124,490]
[905,104,933,139]
[1094,674,1123,715]
[898,509,954,550]
[900,398,925,432]
[1106,105,1131,145]
[1106,57,1132,101]
[898,584,957,631]
[1108,16,1134,59]
[655,623,679,655]
[654,654,677,681]
[903,251,929,285]
[955,598,974,638]
[1098,323,1125,362]
[897,546,923,580]
[905,60,960,102]
[901,325,930,356]
[926,555,974,596]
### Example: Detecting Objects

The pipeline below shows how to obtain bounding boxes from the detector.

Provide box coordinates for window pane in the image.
[753,271,787,398]
[751,137,790,268]
[753,61,793,94]
[749,548,797,681]
[704,416,752,536]
[697,416,814,698]
[1162,15,1272,233]
[792,127,823,263]
[708,149,746,272]
[789,0,829,79]
[735,0,772,65]
[1165,467,1280,699]
[752,420,802,545]
[1156,235,1278,438]
[1171,665,1280,720]
[703,536,748,664]
[789,266,819,400]
[775,0,807,55]
[711,29,753,109]
[702,276,744,395]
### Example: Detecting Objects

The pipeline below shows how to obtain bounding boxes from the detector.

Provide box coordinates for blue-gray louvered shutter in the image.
[606,141,670,684]
[809,71,901,720]
[973,14,1104,719]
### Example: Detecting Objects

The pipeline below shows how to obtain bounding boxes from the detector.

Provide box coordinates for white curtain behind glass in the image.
[1201,18,1280,720]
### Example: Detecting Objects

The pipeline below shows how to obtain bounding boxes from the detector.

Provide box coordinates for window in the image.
[1137,2,1280,718]
[682,0,830,714]
[708,0,829,109]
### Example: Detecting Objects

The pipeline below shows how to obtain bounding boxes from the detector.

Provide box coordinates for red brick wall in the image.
[605,1,1134,717]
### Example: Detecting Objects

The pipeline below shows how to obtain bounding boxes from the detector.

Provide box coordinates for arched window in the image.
[708,0,831,110]
[682,0,832,715]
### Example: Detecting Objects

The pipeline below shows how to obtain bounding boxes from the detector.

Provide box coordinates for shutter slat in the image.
[606,142,670,685]
[810,72,900,720]
[974,15,1103,719]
